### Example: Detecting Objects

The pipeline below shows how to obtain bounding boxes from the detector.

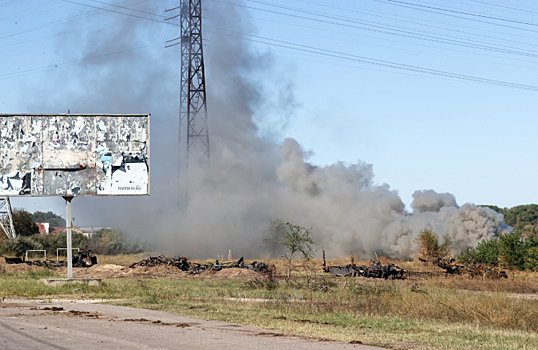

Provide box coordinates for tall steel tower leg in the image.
[0,197,16,239]
[181,0,210,171]
[166,0,209,202]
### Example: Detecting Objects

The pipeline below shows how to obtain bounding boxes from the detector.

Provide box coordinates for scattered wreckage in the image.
[2,249,98,268]
[129,255,275,275]
[421,258,508,279]
[322,251,406,280]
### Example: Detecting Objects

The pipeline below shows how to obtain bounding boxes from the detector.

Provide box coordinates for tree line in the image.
[0,209,150,256]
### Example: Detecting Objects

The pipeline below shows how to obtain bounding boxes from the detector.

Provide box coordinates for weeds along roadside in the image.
[1,262,538,334]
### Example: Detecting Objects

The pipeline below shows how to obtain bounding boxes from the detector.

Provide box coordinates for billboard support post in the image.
[63,196,73,279]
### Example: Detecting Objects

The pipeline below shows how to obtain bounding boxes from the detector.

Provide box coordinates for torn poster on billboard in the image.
[0,114,150,196]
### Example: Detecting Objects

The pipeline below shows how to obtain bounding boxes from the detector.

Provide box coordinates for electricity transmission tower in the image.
[0,197,16,239]
[166,0,210,175]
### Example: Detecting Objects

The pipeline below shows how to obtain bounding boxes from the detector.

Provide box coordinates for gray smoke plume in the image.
[20,1,509,259]
[411,190,457,213]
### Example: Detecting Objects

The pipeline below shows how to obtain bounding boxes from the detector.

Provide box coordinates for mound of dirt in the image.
[1,263,45,273]
[2,261,271,280]
[197,267,270,280]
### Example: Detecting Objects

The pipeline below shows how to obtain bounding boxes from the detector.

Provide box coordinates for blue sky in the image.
[1,0,538,218]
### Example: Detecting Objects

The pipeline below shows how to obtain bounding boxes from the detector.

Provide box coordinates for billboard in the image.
[0,114,149,196]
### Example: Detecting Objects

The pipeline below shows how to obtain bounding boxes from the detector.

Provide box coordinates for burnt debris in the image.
[3,249,97,268]
[129,255,274,275]
[424,258,508,279]
[322,251,406,279]
[324,259,406,279]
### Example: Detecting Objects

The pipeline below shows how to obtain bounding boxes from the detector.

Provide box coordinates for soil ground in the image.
[1,261,270,280]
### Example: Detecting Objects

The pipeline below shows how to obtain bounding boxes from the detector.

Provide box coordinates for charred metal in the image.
[421,258,508,279]
[129,255,275,275]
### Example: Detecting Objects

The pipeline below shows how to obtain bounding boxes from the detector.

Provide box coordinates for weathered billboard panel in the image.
[0,114,149,196]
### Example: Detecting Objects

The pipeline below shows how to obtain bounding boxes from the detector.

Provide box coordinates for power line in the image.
[470,0,538,15]
[84,0,166,18]
[205,26,538,91]
[294,0,538,49]
[243,16,538,70]
[374,0,538,33]
[381,0,538,27]
[2,0,536,93]
[210,0,538,59]
[0,43,160,81]
[59,0,173,24]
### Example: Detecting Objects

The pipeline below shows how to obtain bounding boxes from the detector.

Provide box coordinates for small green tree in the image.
[13,209,39,237]
[523,239,538,271]
[273,222,316,280]
[474,238,500,265]
[415,229,451,261]
[498,231,526,269]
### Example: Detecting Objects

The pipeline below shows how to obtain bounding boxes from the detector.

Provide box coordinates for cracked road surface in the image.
[0,301,387,350]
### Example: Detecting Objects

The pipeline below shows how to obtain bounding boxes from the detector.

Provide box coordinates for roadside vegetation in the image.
[1,255,537,350]
[1,212,538,349]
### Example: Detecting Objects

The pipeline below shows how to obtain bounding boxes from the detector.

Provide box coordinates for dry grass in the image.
[95,252,162,266]
[2,252,538,349]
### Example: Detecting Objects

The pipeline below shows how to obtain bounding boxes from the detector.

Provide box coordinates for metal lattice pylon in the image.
[0,197,16,239]
[180,0,210,172]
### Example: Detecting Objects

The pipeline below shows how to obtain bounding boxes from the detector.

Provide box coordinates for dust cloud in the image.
[22,1,509,259]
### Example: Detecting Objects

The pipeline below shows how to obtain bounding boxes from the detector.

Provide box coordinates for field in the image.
[1,254,537,350]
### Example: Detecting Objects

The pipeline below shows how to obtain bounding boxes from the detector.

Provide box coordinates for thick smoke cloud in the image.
[22,1,509,259]
[411,190,457,213]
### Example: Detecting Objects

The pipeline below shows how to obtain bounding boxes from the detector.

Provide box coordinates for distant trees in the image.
[31,211,66,227]
[481,204,538,237]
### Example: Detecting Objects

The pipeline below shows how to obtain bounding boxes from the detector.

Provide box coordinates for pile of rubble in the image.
[129,255,274,275]
[426,258,508,279]
[3,257,47,266]
[323,257,406,280]
[3,249,98,268]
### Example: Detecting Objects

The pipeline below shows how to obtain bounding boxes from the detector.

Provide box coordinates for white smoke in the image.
[21,1,510,260]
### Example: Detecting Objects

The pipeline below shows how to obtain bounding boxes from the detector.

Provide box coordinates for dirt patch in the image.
[198,267,267,280]
[1,263,45,273]
[50,264,268,280]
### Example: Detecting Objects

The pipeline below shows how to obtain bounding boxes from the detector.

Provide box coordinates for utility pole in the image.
[166,0,210,180]
[0,197,16,239]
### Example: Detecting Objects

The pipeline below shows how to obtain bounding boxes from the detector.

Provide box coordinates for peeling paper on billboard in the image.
[0,114,150,196]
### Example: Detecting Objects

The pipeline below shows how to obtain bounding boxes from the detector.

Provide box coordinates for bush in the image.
[3,236,43,257]
[0,234,8,255]
[32,232,88,257]
[524,245,538,272]
[474,237,500,265]
[415,229,451,261]
[457,246,478,264]
[88,228,149,255]
[457,230,538,271]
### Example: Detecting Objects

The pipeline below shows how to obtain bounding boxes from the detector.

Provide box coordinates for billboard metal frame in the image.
[0,114,150,279]
[0,114,150,197]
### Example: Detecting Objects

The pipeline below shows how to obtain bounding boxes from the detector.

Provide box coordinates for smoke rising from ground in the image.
[23,1,509,259]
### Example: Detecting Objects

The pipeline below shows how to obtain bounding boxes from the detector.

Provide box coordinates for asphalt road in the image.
[0,300,388,350]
